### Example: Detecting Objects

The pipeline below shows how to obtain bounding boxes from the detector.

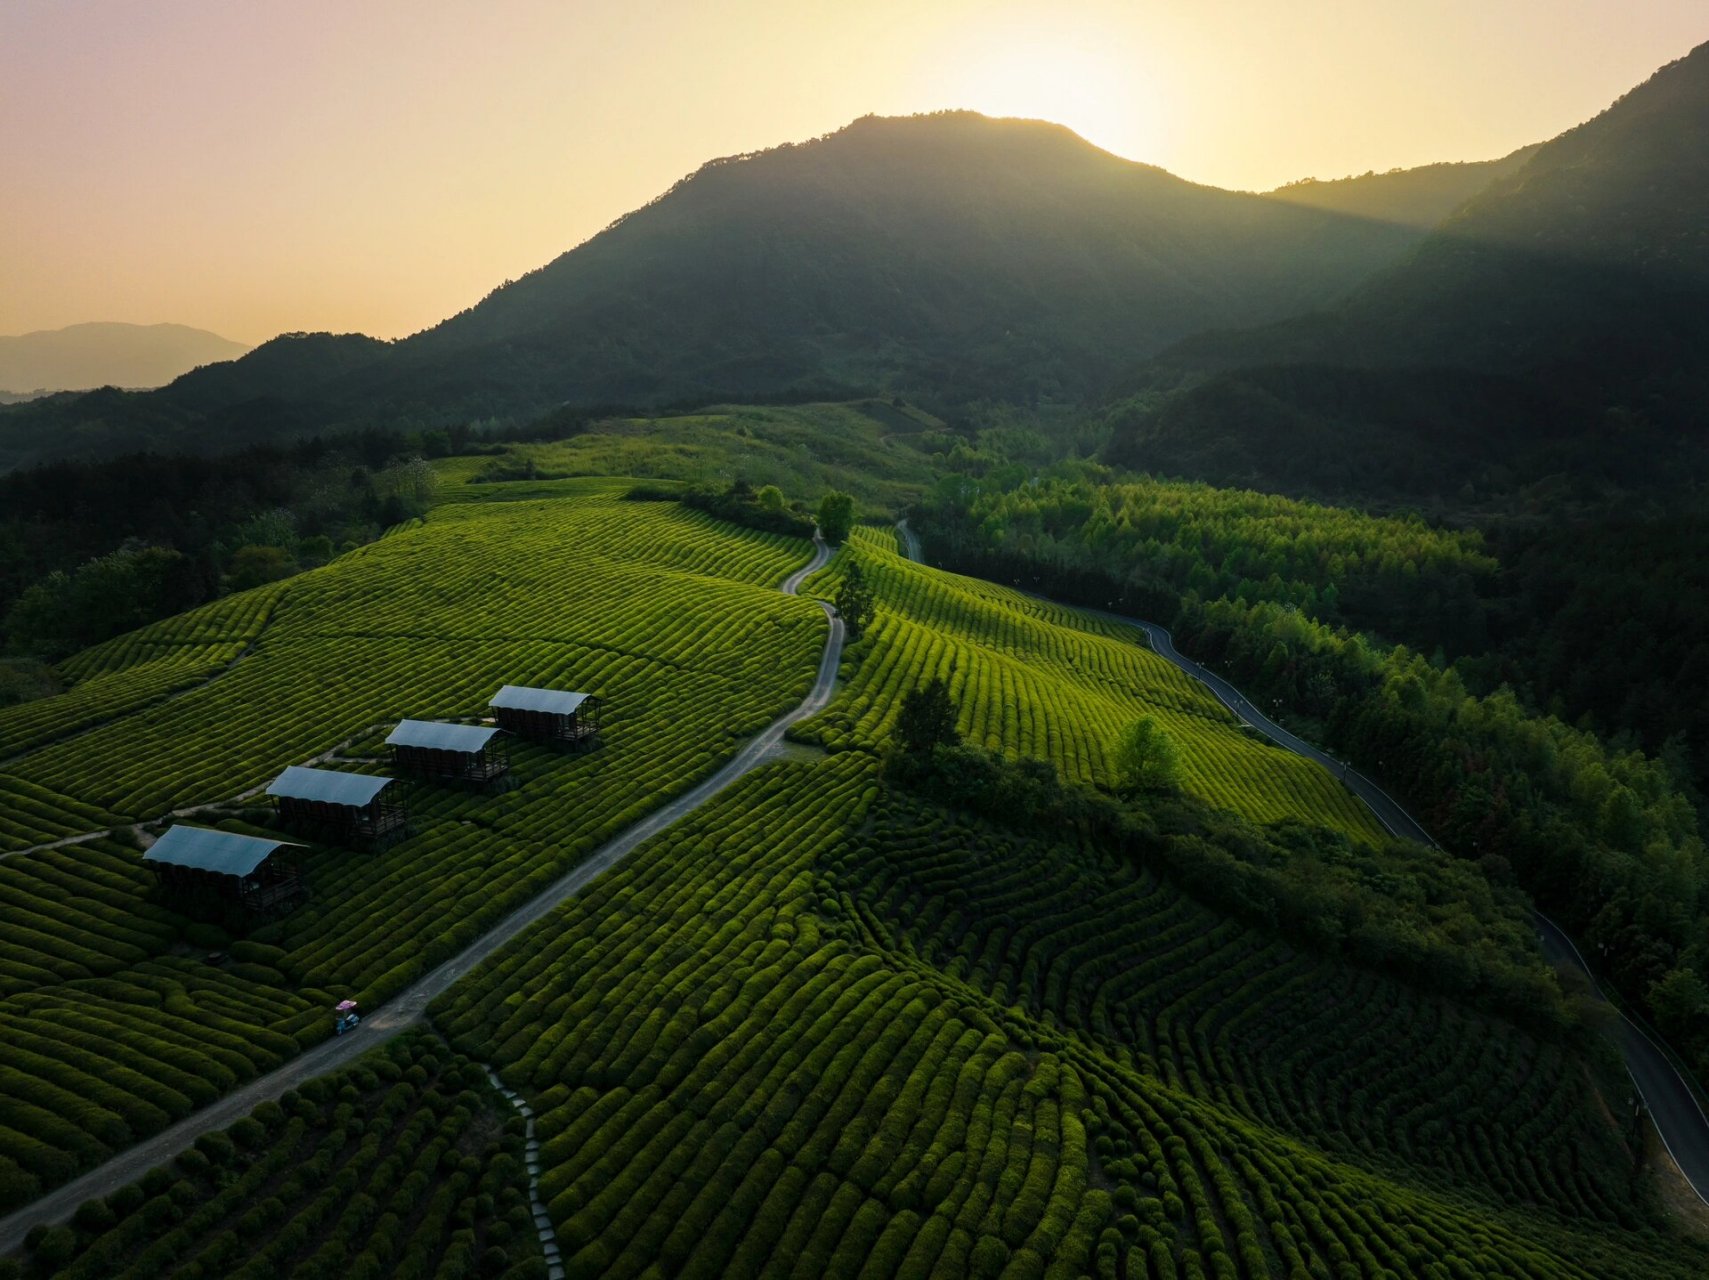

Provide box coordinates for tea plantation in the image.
[435,753,1701,1278]
[0,483,824,1210]
[6,1032,543,1280]
[799,527,1383,843]
[2,478,1702,1276]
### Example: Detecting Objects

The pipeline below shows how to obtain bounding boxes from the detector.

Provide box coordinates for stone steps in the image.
[485,1065,564,1280]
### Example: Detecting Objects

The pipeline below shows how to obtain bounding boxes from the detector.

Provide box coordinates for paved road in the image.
[0,535,842,1254]
[1535,913,1709,1200]
[894,519,1709,1204]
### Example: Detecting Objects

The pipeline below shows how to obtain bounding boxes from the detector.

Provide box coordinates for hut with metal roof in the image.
[143,825,305,913]
[489,685,603,748]
[266,765,407,848]
[385,719,510,786]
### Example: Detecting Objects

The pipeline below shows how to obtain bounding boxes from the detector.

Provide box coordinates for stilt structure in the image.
[386,720,510,787]
[489,686,603,749]
[143,825,305,914]
[266,765,408,848]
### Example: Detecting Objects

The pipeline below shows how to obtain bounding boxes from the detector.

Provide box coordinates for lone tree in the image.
[834,560,876,641]
[817,490,855,544]
[896,677,959,757]
[1113,715,1182,793]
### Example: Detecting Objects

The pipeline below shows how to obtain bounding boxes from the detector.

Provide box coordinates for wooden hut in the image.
[266,765,407,848]
[386,719,510,786]
[143,825,305,913]
[489,685,603,748]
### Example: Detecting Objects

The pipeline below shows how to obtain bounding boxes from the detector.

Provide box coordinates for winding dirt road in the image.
[0,535,842,1253]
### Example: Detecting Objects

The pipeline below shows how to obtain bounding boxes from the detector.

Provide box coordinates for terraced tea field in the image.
[0,484,824,1211]
[435,400,941,514]
[801,528,1384,843]
[2,479,1699,1277]
[437,752,1699,1278]
[8,1031,542,1280]
[842,789,1633,1219]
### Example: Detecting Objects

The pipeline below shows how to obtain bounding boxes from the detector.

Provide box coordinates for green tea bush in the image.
[16,1032,539,1280]
[799,529,1382,842]
[0,493,825,1209]
[433,753,1699,1278]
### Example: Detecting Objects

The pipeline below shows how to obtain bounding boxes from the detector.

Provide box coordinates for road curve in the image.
[1535,914,1709,1200]
[0,534,842,1254]
[894,519,1709,1204]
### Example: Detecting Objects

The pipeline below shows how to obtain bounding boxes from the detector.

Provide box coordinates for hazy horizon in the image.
[3,0,1703,345]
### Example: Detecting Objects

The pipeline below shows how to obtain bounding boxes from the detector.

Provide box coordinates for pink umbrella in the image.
[336,999,358,1011]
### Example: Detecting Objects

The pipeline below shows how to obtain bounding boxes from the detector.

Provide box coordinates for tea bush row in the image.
[800,530,1383,843]
[7,1032,543,1280]
[432,754,1697,1277]
[834,788,1638,1224]
[0,494,824,1210]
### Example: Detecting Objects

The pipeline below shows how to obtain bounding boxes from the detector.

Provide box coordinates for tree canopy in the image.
[1113,716,1183,793]
[833,560,875,641]
[817,491,856,544]
[895,677,959,757]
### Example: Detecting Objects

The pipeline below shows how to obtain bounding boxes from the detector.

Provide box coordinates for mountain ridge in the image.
[0,112,1500,469]
[1109,40,1709,500]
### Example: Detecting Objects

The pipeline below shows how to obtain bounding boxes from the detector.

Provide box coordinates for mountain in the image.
[0,322,250,396]
[1260,144,1540,231]
[381,113,1440,405]
[1343,40,1709,396]
[1113,42,1709,499]
[0,113,1463,469]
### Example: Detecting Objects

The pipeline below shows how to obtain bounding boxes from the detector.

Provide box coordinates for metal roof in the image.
[266,765,394,807]
[144,826,292,878]
[489,685,594,717]
[385,719,504,753]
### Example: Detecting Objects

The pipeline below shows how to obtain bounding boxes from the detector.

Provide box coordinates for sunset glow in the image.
[934,26,1168,164]
[1,0,1703,343]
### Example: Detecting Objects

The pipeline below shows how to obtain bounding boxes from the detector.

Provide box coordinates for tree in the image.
[817,491,855,544]
[227,545,296,592]
[896,677,958,756]
[834,560,876,641]
[756,484,786,513]
[1650,968,1709,1055]
[3,546,204,661]
[1113,716,1182,793]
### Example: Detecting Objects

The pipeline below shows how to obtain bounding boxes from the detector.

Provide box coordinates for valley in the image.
[4,17,1709,1277]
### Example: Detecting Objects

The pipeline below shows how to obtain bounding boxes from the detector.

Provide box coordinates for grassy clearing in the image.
[436,401,941,514]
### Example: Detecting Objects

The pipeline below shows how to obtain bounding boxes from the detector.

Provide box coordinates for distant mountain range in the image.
[0,322,250,398]
[5,39,1708,495]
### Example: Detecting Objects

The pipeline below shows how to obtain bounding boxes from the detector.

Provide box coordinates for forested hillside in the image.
[0,112,1464,470]
[1260,145,1538,231]
[913,470,1709,1092]
[1112,40,1709,502]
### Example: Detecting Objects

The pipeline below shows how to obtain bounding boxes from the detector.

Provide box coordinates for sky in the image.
[2,1,1703,345]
